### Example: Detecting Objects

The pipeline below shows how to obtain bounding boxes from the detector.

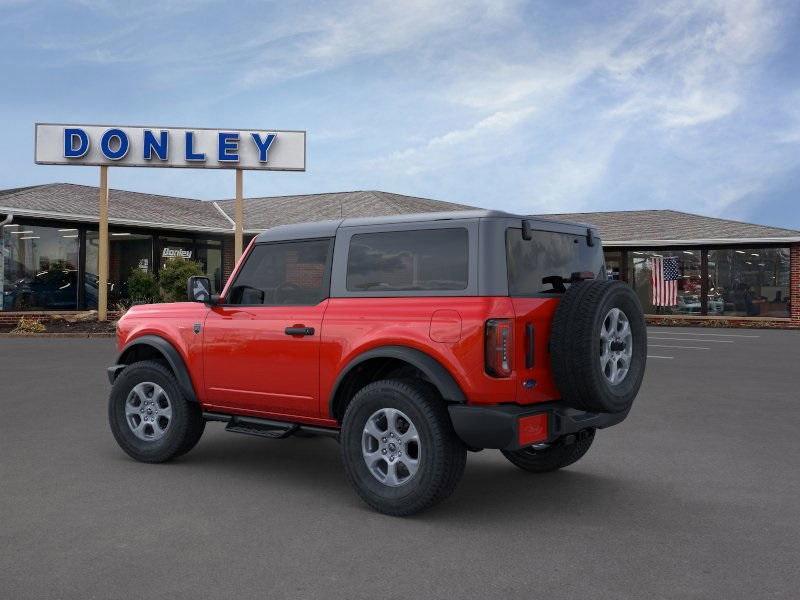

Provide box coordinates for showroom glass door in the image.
[196,240,223,292]
[85,230,154,308]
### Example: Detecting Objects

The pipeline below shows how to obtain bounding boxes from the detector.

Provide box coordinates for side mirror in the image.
[187,276,213,303]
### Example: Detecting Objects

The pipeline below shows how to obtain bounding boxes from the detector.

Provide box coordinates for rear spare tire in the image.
[550,280,646,414]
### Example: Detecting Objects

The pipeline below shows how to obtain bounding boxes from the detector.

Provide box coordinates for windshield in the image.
[506,227,605,295]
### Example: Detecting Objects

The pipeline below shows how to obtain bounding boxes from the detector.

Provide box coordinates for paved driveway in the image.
[1,328,799,599]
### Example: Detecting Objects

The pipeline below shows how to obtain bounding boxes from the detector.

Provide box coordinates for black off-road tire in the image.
[550,280,647,413]
[108,360,205,463]
[502,429,595,473]
[340,379,467,516]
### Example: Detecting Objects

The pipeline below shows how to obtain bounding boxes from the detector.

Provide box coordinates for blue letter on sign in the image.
[64,128,89,158]
[100,128,129,160]
[218,132,239,162]
[251,133,276,162]
[185,131,205,161]
[143,130,168,160]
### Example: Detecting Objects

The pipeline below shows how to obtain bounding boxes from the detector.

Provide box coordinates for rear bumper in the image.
[448,402,629,451]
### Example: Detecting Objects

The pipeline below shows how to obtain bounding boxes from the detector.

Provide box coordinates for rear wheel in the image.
[108,360,205,463]
[340,379,466,516]
[502,429,595,473]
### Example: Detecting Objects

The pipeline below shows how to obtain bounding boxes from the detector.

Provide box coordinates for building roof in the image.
[214,190,473,230]
[0,183,231,232]
[537,209,800,245]
[1,183,798,244]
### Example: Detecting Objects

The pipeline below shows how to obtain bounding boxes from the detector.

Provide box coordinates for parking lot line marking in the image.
[649,344,710,350]
[649,337,733,343]
[647,331,759,338]
[647,355,674,359]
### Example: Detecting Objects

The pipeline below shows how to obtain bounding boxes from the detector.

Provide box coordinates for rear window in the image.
[346,228,468,292]
[506,228,605,295]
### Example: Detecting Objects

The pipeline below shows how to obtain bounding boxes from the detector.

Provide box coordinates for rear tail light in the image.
[485,319,513,377]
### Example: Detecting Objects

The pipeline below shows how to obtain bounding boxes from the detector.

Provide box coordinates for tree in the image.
[158,258,204,303]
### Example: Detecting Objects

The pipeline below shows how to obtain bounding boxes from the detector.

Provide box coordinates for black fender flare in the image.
[111,335,198,403]
[328,345,466,418]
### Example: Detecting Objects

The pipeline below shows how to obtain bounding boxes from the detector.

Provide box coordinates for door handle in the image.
[284,326,315,336]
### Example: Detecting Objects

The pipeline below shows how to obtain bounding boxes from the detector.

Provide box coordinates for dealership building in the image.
[1,182,798,327]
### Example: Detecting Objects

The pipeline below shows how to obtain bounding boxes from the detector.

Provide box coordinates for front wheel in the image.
[340,379,466,516]
[501,429,595,473]
[108,360,205,463]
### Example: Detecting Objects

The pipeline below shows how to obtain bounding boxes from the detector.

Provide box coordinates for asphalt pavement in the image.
[1,327,799,599]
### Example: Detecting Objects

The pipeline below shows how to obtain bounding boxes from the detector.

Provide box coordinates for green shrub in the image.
[126,269,160,303]
[159,258,204,302]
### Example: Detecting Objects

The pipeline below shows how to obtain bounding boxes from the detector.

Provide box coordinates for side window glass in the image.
[227,239,331,306]
[346,228,468,292]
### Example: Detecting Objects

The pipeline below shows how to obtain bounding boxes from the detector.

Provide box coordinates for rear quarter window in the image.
[506,228,605,295]
[346,228,468,292]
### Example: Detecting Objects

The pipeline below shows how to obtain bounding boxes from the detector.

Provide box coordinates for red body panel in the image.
[319,296,562,411]
[116,302,210,403]
[510,297,562,404]
[202,301,328,418]
[116,293,565,426]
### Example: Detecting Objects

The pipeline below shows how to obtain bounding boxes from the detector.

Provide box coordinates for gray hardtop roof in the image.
[253,210,596,243]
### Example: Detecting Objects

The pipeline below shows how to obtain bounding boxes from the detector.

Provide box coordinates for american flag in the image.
[651,256,679,306]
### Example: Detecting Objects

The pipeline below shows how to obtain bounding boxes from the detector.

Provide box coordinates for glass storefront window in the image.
[628,249,702,315]
[159,237,223,293]
[159,237,195,271]
[196,241,223,293]
[707,248,790,318]
[1,223,80,310]
[605,250,623,280]
[85,230,154,307]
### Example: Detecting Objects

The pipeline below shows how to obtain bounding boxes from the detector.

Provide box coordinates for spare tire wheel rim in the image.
[362,407,421,487]
[600,307,633,385]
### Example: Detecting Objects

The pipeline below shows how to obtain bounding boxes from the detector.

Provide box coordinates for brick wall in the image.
[221,237,235,284]
[791,243,800,324]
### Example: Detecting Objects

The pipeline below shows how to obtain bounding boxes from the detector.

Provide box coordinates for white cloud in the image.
[379,106,535,175]
[239,0,520,88]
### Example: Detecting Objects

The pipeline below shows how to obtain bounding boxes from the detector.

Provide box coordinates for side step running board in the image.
[203,411,339,440]
[226,416,298,439]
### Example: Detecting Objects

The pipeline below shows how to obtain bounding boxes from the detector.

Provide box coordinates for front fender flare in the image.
[111,334,198,403]
[328,345,466,418]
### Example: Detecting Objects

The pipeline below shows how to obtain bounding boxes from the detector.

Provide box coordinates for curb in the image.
[0,333,116,339]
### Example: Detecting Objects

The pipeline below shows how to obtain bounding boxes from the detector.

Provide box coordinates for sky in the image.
[0,0,799,229]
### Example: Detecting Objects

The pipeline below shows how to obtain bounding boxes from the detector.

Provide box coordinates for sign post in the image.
[98,166,109,321]
[235,169,244,261]
[34,123,306,320]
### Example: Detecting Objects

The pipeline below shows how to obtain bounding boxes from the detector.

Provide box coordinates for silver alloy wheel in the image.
[600,307,633,385]
[125,382,172,441]
[362,407,421,487]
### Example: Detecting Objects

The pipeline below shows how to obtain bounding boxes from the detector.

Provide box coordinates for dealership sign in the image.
[34,123,306,171]
[162,247,193,260]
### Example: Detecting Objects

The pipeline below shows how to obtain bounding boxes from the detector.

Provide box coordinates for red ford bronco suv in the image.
[108,210,647,515]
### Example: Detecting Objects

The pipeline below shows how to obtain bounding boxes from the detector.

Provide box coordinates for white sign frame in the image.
[34,122,306,171]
